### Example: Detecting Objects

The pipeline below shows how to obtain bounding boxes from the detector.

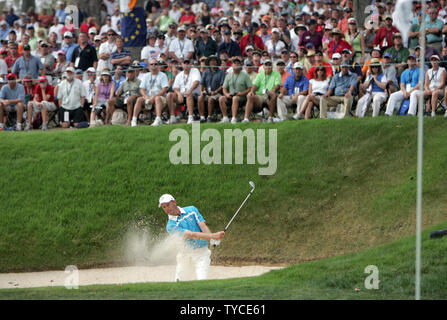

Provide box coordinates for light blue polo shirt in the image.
[166,206,208,249]
[426,18,444,44]
[400,67,420,89]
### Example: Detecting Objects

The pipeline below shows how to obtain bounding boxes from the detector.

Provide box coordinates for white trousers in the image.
[175,246,211,281]
[385,90,421,116]
[356,92,387,117]
[277,95,306,120]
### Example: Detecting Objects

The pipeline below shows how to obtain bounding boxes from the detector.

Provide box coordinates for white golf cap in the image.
[66,66,75,73]
[159,194,175,207]
[89,27,97,34]
[272,28,281,34]
[87,67,96,73]
[64,31,73,38]
[293,62,304,69]
[332,52,342,59]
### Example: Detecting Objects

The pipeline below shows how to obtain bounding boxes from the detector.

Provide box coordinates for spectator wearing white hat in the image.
[82,67,97,116]
[0,21,10,41]
[61,31,79,63]
[54,50,70,79]
[424,55,446,117]
[132,59,169,127]
[169,26,195,62]
[89,68,114,126]
[265,28,286,62]
[88,27,98,45]
[57,66,87,128]
[146,18,158,35]
[141,33,161,64]
[277,62,309,121]
[158,193,225,282]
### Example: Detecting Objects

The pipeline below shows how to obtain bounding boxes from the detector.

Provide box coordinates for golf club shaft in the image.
[224,189,254,231]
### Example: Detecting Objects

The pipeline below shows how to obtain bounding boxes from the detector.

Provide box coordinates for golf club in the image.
[212,181,255,247]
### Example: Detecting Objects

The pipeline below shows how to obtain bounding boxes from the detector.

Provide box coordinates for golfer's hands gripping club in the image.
[210,231,225,247]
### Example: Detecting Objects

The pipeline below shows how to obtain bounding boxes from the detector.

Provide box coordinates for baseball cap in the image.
[38,75,48,82]
[64,31,73,38]
[246,45,254,51]
[57,50,66,55]
[89,27,97,34]
[293,62,304,69]
[348,18,356,24]
[178,26,186,32]
[431,54,440,60]
[276,59,285,66]
[263,59,272,65]
[66,66,75,73]
[383,52,392,58]
[75,69,83,75]
[342,48,352,55]
[87,67,96,73]
[408,54,417,60]
[23,44,30,51]
[94,35,102,41]
[6,73,16,80]
[332,53,342,59]
[159,194,175,207]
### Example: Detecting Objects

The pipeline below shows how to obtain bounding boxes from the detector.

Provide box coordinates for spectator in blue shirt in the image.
[320,59,358,118]
[61,32,79,63]
[110,36,132,70]
[277,62,309,121]
[55,2,68,24]
[0,73,25,130]
[11,44,44,80]
[385,54,421,116]
[0,21,10,40]
[6,8,19,27]
[218,30,242,58]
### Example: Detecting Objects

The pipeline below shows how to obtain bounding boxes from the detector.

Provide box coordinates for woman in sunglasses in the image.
[297,65,330,120]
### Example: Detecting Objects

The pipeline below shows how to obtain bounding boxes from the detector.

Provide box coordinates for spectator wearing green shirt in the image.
[426,8,444,52]
[243,59,281,123]
[385,33,409,78]
[218,57,252,124]
[155,8,176,33]
[409,13,423,51]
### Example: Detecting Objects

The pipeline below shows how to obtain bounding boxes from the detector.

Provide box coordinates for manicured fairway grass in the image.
[0,117,446,276]
[1,222,446,299]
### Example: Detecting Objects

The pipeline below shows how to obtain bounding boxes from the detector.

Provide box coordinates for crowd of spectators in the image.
[1,0,447,131]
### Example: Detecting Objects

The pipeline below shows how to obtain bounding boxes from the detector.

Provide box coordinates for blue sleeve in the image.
[18,85,25,102]
[37,57,44,70]
[400,70,407,84]
[11,58,18,75]
[329,76,336,90]
[0,86,5,99]
[192,206,205,223]
[350,74,358,87]
[283,76,290,90]
[302,77,309,91]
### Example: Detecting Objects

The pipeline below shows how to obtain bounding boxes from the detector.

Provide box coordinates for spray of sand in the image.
[123,226,183,266]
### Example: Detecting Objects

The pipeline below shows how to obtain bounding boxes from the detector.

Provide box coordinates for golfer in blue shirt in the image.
[159,194,225,281]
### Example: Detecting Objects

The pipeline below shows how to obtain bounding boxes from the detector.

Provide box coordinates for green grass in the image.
[1,221,446,300]
[0,117,446,274]
[0,117,447,272]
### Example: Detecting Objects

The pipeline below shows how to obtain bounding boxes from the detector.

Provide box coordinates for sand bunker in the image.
[0,265,281,289]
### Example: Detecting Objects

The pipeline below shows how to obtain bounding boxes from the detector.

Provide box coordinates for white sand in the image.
[0,265,282,289]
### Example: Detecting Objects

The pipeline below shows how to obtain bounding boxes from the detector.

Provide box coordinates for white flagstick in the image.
[416,0,427,301]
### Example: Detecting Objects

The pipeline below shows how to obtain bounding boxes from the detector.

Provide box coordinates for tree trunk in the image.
[353,0,369,28]
[72,0,102,26]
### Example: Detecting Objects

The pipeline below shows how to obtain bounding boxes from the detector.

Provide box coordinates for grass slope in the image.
[1,222,446,300]
[0,118,446,273]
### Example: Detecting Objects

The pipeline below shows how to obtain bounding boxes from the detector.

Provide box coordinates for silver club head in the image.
[249,181,255,189]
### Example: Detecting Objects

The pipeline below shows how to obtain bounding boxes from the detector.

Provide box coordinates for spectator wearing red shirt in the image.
[338,7,354,35]
[24,75,56,131]
[307,50,334,80]
[326,28,352,59]
[372,15,400,52]
[179,7,196,26]
[240,24,265,56]
[4,42,21,71]
[80,17,99,34]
